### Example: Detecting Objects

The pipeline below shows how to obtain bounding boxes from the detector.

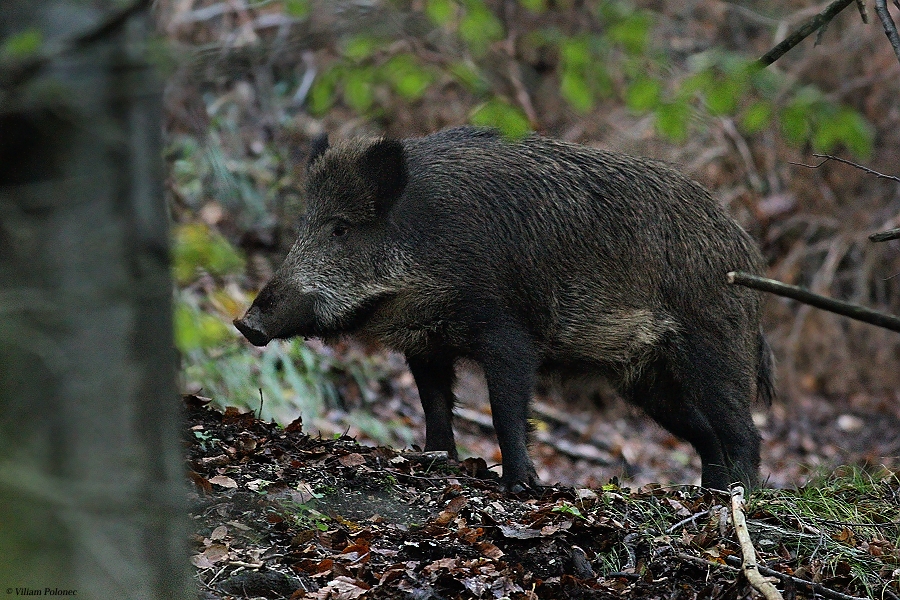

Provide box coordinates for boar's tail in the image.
[756,330,776,406]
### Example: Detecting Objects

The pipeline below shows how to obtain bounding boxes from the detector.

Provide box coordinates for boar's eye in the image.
[331,223,348,237]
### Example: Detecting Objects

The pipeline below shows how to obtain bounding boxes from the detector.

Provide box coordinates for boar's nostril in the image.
[233,317,271,347]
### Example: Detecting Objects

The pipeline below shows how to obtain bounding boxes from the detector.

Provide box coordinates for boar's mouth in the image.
[234,292,391,346]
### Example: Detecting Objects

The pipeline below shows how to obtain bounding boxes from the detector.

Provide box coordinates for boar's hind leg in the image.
[629,345,761,491]
[408,354,459,460]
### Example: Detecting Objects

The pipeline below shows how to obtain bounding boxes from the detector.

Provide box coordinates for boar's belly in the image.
[549,308,676,366]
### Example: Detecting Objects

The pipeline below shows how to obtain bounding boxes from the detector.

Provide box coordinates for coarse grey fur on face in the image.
[235,126,774,492]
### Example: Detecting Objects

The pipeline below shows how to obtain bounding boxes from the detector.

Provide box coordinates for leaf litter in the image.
[184,396,900,599]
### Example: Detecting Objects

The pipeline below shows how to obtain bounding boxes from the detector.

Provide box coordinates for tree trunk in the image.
[0,1,192,597]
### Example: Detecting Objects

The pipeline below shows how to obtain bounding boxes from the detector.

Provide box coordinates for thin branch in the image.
[870,227,900,242]
[731,485,784,600]
[727,271,900,333]
[758,0,856,67]
[790,153,900,183]
[875,0,900,66]
[855,0,870,23]
[666,509,711,534]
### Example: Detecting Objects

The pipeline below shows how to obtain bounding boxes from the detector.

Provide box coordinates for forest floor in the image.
[298,350,900,491]
[185,392,900,600]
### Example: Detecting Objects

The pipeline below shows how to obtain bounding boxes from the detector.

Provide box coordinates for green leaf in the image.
[560,70,593,113]
[1,29,43,59]
[307,70,337,116]
[426,0,456,25]
[560,37,591,70]
[705,77,743,115]
[780,100,811,145]
[449,61,486,93]
[343,35,380,61]
[343,69,374,113]
[172,223,245,284]
[608,12,652,55]
[655,101,691,142]
[812,107,874,159]
[780,97,813,145]
[680,69,714,96]
[385,54,434,101]
[519,0,547,12]
[470,99,531,139]
[459,0,505,55]
[284,0,309,18]
[741,101,772,134]
[625,77,661,112]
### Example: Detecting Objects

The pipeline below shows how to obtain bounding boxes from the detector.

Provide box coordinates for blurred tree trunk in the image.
[0,1,192,597]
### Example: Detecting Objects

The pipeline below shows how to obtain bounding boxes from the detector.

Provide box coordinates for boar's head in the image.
[234,135,411,346]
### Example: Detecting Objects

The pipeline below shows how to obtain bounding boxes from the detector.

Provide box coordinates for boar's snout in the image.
[234,309,272,347]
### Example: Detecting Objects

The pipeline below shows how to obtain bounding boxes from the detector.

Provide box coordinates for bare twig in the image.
[875,0,900,66]
[731,486,784,600]
[758,0,856,67]
[728,271,900,333]
[870,227,900,242]
[856,0,870,22]
[791,153,900,183]
[666,509,711,534]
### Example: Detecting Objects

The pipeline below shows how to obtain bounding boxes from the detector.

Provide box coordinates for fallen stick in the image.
[727,271,900,333]
[730,485,784,600]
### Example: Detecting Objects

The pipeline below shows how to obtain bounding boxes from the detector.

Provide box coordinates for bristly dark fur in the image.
[236,126,774,491]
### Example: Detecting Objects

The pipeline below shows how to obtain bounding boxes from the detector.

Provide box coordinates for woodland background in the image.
[159,0,900,489]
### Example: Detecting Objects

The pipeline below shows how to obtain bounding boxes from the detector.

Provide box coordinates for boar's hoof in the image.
[500,472,542,495]
[233,317,271,347]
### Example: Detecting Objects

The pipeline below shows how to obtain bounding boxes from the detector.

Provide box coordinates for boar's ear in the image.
[307,133,329,170]
[360,138,408,213]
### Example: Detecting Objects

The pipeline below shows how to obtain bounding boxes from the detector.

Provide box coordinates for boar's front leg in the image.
[407,354,459,460]
[475,324,541,492]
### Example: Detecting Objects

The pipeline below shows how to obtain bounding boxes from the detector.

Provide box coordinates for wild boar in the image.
[234,126,774,491]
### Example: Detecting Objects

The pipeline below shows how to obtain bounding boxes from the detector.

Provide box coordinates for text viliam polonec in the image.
[7,589,77,596]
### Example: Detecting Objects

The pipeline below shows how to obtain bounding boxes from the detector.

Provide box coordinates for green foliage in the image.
[654,101,690,142]
[1,29,43,60]
[426,0,456,25]
[385,54,435,101]
[343,35,381,62]
[181,335,342,425]
[625,76,661,112]
[176,301,233,352]
[779,87,874,158]
[559,37,596,113]
[607,12,652,55]
[551,501,585,519]
[283,0,309,18]
[470,98,531,138]
[458,0,505,55]
[172,222,245,285]
[297,0,873,159]
[741,101,772,134]
[518,0,547,12]
[343,68,375,113]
